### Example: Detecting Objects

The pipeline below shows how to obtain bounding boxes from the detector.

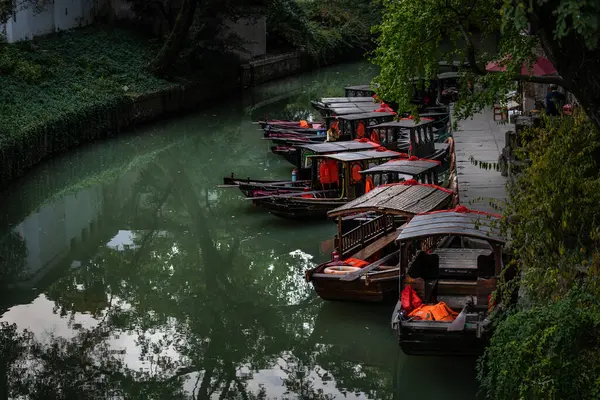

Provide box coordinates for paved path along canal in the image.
[0,62,480,399]
[452,108,509,214]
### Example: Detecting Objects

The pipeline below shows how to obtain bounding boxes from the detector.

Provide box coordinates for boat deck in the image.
[451,108,510,213]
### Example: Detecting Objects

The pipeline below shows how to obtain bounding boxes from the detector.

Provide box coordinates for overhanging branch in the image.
[458,23,567,87]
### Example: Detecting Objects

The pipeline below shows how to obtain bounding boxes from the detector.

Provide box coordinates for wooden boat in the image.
[367,119,437,155]
[270,139,387,180]
[336,152,456,232]
[344,84,376,97]
[267,111,397,147]
[391,207,507,356]
[252,148,457,220]
[304,182,455,303]
[250,149,405,219]
[222,175,311,198]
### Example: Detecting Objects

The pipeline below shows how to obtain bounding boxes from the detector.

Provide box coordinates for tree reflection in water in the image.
[0,138,393,399]
[0,62,476,399]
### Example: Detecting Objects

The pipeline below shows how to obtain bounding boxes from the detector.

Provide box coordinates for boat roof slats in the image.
[369,120,434,129]
[344,85,374,90]
[328,184,452,217]
[300,141,376,153]
[397,212,504,243]
[328,106,377,114]
[360,160,438,175]
[319,98,376,103]
[338,112,396,120]
[317,150,400,162]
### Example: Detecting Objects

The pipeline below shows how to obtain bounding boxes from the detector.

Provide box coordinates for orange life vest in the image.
[299,120,309,128]
[301,187,313,198]
[356,121,366,138]
[319,159,339,185]
[365,176,375,193]
[370,130,381,144]
[343,258,369,268]
[408,302,458,321]
[351,163,362,182]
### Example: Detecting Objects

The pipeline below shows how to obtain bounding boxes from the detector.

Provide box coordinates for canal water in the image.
[0,62,478,399]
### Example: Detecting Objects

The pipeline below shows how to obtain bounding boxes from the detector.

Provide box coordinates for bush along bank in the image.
[0,28,247,190]
[477,111,600,399]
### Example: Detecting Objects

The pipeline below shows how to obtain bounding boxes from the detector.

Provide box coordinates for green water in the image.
[0,62,478,399]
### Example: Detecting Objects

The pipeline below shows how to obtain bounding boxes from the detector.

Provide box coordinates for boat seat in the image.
[433,248,492,278]
[437,280,477,296]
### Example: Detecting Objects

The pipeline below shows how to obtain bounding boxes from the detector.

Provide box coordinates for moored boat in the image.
[250,149,405,219]
[391,207,509,356]
[304,182,455,303]
[253,149,456,220]
[271,139,386,180]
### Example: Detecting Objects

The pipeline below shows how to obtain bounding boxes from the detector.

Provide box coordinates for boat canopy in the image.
[360,159,439,176]
[328,183,452,217]
[335,112,396,121]
[344,84,376,91]
[299,140,379,153]
[309,149,402,162]
[397,208,505,244]
[370,120,435,129]
[318,97,375,104]
[437,72,466,80]
[327,105,378,115]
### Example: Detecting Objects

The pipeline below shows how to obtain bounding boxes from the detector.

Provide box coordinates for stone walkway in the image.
[451,108,510,214]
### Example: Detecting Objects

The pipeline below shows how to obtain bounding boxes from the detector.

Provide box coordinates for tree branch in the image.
[457,23,567,87]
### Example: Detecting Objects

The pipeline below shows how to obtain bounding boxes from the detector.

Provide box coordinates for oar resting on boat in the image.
[339,250,400,282]
[243,189,337,201]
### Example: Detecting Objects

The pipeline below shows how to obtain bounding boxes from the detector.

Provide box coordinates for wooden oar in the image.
[447,297,474,332]
[339,251,400,282]
[216,184,240,188]
[243,189,335,201]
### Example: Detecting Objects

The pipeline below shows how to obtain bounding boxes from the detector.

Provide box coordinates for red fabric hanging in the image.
[319,159,339,185]
[401,286,423,313]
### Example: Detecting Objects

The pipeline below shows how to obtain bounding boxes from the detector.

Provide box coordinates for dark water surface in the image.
[0,62,478,399]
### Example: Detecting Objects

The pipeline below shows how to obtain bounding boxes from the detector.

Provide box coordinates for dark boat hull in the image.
[256,197,346,220]
[310,274,399,303]
[397,324,491,356]
[223,177,310,198]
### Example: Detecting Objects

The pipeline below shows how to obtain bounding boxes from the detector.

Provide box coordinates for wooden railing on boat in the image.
[338,214,395,257]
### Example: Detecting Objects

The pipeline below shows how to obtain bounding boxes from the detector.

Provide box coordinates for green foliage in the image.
[0,28,177,185]
[267,0,381,63]
[478,113,600,399]
[370,0,600,118]
[503,112,600,303]
[478,286,600,400]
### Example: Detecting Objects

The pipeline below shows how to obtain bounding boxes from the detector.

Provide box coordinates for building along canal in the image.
[0,61,479,399]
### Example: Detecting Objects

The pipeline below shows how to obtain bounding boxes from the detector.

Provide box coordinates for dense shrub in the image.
[478,286,600,400]
[478,112,600,398]
[502,112,600,303]
[267,0,381,62]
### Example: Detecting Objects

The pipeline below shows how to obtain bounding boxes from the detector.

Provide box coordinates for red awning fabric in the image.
[485,56,556,76]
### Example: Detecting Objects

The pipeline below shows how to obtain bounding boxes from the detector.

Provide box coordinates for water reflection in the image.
[0,62,477,399]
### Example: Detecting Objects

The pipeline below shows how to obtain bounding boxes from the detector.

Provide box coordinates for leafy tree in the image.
[140,0,269,76]
[372,0,600,128]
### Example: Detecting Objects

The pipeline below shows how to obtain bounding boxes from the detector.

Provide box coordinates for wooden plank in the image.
[351,229,401,260]
[339,251,400,281]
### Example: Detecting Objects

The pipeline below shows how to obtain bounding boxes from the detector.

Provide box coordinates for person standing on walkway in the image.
[545,85,566,116]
